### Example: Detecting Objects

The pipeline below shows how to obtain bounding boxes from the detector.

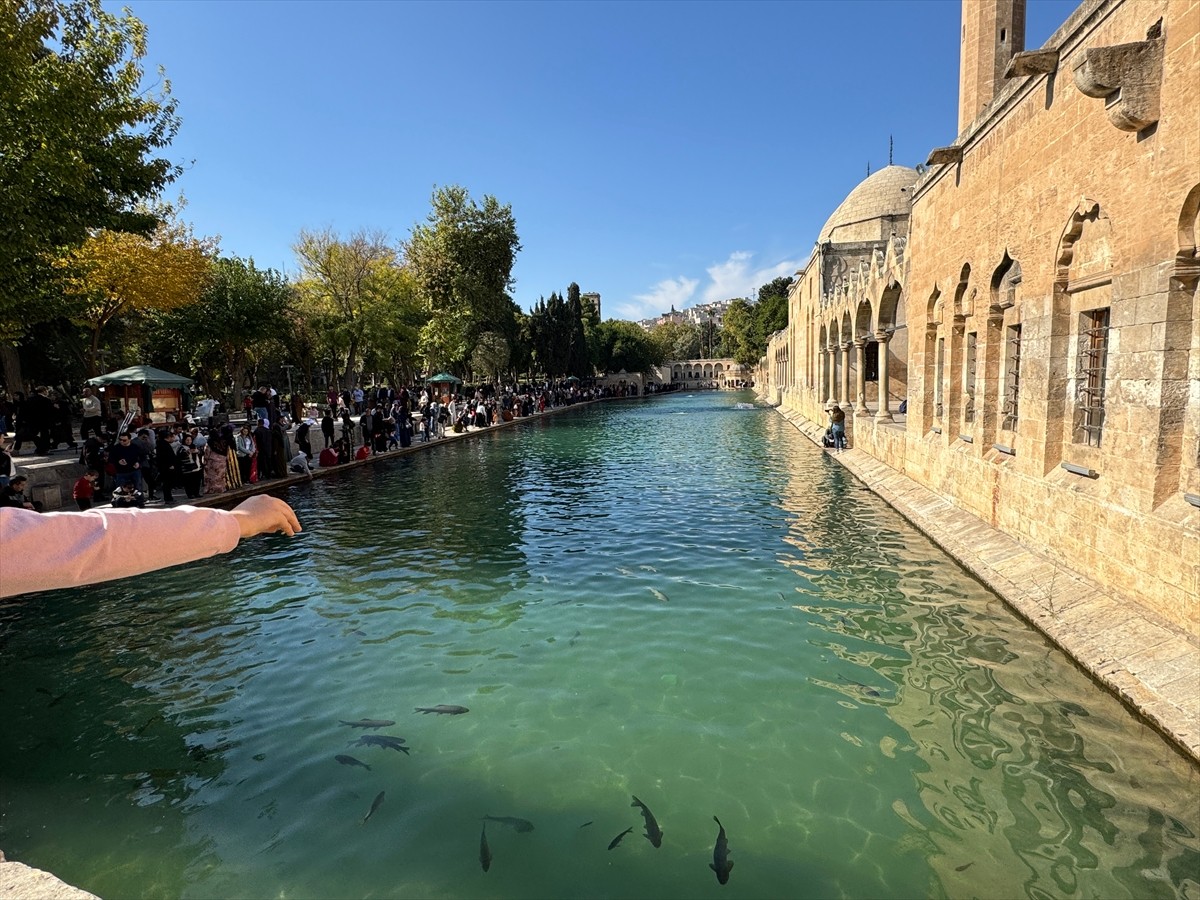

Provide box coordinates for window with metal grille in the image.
[963,332,978,424]
[1002,324,1021,431]
[1074,308,1110,447]
[935,337,945,419]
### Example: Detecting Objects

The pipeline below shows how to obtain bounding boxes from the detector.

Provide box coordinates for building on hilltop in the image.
[760,0,1199,637]
[581,292,601,320]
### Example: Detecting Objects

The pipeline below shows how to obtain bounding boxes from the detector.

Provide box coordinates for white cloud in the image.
[614,276,699,321]
[615,251,802,323]
[701,251,801,304]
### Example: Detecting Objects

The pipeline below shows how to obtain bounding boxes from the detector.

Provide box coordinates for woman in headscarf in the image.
[270,419,292,480]
[177,433,203,499]
[203,429,229,494]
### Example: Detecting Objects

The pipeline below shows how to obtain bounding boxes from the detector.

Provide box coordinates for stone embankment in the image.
[0,851,97,900]
[774,405,1200,767]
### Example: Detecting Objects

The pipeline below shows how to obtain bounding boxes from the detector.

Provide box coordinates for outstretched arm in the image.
[0,496,302,598]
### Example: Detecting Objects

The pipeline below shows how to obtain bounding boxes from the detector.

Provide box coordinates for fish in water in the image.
[579,821,594,828]
[616,566,635,576]
[361,791,385,825]
[339,718,396,729]
[955,862,974,872]
[608,826,634,850]
[335,754,371,771]
[415,705,469,715]
[483,815,534,833]
[639,565,657,573]
[479,824,492,873]
[348,735,410,754]
[710,816,734,884]
[649,587,669,603]
[631,795,663,847]
[837,674,882,698]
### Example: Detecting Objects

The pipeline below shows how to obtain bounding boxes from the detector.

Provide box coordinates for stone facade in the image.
[762,0,1199,637]
[651,358,750,388]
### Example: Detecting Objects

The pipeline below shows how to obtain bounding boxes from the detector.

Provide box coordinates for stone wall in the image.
[763,0,1200,637]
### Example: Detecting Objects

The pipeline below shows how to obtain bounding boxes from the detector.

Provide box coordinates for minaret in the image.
[958,0,1026,134]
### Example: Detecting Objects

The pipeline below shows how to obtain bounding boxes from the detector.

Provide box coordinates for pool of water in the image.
[1,392,1197,899]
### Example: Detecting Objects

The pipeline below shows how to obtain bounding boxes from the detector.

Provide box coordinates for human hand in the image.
[229,494,302,540]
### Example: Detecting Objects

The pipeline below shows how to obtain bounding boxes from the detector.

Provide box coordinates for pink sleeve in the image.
[0,506,241,598]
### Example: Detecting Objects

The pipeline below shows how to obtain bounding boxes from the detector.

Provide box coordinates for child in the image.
[73,469,99,510]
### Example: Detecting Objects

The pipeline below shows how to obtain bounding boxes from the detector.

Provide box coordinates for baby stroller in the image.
[110,483,146,508]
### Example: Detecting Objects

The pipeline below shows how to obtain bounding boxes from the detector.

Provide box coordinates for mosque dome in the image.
[818,165,919,244]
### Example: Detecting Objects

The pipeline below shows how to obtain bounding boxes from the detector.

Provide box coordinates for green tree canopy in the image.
[405,185,520,370]
[144,256,294,404]
[0,0,180,337]
[293,227,401,389]
[593,320,662,375]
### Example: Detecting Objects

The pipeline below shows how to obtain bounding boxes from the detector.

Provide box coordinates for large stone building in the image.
[761,0,1199,637]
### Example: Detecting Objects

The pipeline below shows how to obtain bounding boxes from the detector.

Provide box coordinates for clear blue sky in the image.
[118,0,1079,322]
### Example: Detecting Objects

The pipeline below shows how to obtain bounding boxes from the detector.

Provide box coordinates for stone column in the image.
[839,342,852,407]
[854,339,867,415]
[826,345,837,406]
[875,331,894,422]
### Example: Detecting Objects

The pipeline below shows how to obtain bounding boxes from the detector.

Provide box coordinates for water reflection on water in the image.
[0,392,1196,900]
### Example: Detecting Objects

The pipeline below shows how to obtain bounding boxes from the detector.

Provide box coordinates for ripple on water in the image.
[1,395,1197,899]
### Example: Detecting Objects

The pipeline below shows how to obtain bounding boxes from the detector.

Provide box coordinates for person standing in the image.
[829,404,847,452]
[72,469,98,510]
[253,419,273,479]
[203,430,230,495]
[321,409,335,449]
[235,424,256,485]
[80,387,103,441]
[136,429,158,500]
[0,439,14,489]
[155,429,178,505]
[177,433,203,498]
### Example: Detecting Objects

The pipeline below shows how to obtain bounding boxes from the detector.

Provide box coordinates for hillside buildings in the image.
[760,0,1199,638]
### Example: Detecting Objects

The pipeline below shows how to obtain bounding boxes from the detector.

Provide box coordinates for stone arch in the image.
[877,281,905,417]
[1170,184,1200,493]
[1045,199,1114,471]
[854,298,873,338]
[990,252,1022,311]
[922,285,942,433]
[1056,198,1113,288]
[953,264,973,318]
[946,266,971,432]
[1175,183,1200,288]
[985,253,1023,446]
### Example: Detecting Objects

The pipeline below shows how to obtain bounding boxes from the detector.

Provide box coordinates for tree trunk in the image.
[229,349,247,410]
[342,337,359,390]
[88,327,103,377]
[1,342,24,396]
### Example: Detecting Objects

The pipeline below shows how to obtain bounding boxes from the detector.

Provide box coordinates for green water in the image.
[1,392,1196,900]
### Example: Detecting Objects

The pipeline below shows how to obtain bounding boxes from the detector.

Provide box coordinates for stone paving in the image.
[775,406,1200,766]
[0,854,96,900]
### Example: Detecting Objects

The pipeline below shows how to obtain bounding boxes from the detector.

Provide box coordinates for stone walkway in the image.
[0,854,96,900]
[775,406,1200,766]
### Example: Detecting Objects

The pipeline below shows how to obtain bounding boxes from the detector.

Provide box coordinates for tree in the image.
[651,321,701,361]
[593,320,662,375]
[144,256,294,405]
[722,298,758,366]
[57,219,212,374]
[293,227,399,389]
[405,185,520,369]
[757,275,791,336]
[1,0,181,386]
[565,282,590,377]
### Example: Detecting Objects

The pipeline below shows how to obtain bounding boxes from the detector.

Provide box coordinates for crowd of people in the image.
[0,378,648,512]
